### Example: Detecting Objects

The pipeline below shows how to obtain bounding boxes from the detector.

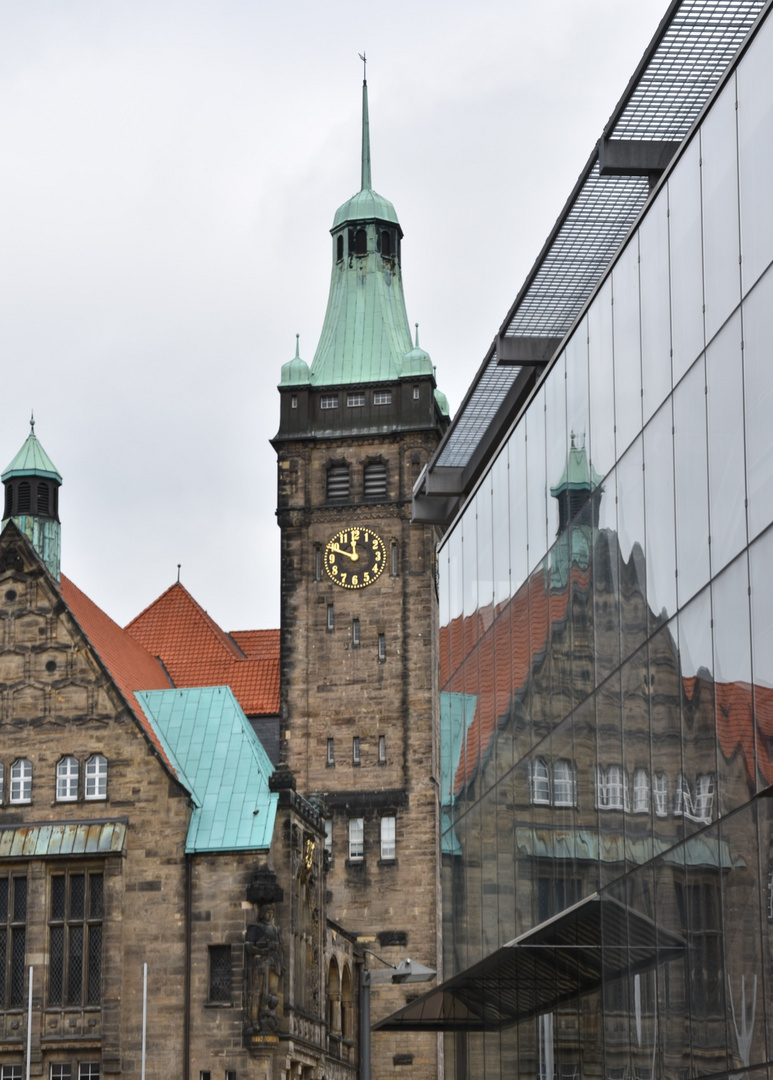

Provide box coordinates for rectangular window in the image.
[327,604,335,631]
[78,1067,100,1080]
[378,634,386,663]
[348,818,364,860]
[390,541,399,576]
[653,772,668,816]
[327,738,335,765]
[633,768,650,813]
[320,395,339,410]
[225,1071,236,1080]
[48,871,103,1007]
[380,816,396,860]
[290,394,298,409]
[352,618,360,647]
[200,1073,211,1080]
[378,735,386,764]
[324,819,333,857]
[315,546,322,582]
[208,945,232,1003]
[373,390,392,406]
[50,1067,72,1080]
[0,875,27,1008]
[347,393,365,407]
[2,1069,23,1080]
[352,737,360,765]
[412,385,420,400]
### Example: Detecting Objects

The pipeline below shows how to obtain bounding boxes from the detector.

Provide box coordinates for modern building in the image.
[382,2,773,1079]
[0,423,358,1080]
[272,77,449,1080]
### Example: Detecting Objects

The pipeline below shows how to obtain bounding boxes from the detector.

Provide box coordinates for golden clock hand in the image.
[331,542,358,561]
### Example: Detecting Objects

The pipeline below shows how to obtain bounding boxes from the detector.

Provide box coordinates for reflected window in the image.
[531,759,550,804]
[674,773,713,823]
[653,772,668,816]
[597,765,629,810]
[553,761,576,807]
[633,768,650,813]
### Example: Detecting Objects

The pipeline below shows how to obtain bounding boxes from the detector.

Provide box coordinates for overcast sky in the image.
[0,0,667,633]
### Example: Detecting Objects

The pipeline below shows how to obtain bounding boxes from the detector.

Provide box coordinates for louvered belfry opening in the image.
[17,481,31,514]
[364,461,387,500]
[327,463,350,502]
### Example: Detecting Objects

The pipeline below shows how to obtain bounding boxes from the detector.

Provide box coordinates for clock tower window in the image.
[378,634,386,663]
[352,619,360,647]
[327,605,335,632]
[363,461,387,500]
[327,464,350,502]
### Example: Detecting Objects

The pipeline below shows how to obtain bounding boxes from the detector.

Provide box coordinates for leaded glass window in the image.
[48,871,103,1007]
[208,945,232,1003]
[0,876,27,1008]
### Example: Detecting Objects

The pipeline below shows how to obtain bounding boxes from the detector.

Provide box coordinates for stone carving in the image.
[246,904,283,1033]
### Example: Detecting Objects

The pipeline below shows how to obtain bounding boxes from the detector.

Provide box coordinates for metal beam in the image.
[598,138,680,177]
[496,336,563,366]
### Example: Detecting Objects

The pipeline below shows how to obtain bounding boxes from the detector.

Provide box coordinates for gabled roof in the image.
[126,583,280,716]
[137,686,278,853]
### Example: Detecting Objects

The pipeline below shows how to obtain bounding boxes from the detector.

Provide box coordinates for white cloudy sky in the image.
[0,0,666,632]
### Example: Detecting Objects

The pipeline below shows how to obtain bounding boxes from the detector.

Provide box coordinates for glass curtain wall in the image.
[438,11,773,1080]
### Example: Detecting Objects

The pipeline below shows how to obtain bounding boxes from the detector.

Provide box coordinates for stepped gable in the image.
[59,573,176,774]
[126,582,280,716]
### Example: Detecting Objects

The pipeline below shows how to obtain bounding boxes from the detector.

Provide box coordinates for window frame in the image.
[378,735,386,764]
[84,755,107,801]
[530,758,550,805]
[56,757,80,803]
[352,737,360,766]
[327,738,335,766]
[347,393,365,408]
[380,816,396,861]
[320,395,339,410]
[348,818,364,861]
[47,869,103,1009]
[373,390,392,406]
[552,760,576,807]
[9,759,32,805]
[207,944,233,1005]
[0,874,27,1009]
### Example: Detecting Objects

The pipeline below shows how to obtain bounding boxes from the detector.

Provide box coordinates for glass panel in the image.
[49,925,64,1006]
[639,192,672,423]
[737,11,773,293]
[701,77,741,344]
[612,238,643,458]
[622,645,653,868]
[669,138,705,384]
[565,317,589,456]
[750,529,773,792]
[588,278,616,482]
[678,589,717,844]
[492,451,510,609]
[706,310,746,573]
[508,426,528,598]
[673,358,710,607]
[712,554,753,817]
[546,354,568,546]
[617,436,647,663]
[527,386,547,571]
[594,465,620,684]
[596,671,623,889]
[743,267,773,541]
[643,400,676,624]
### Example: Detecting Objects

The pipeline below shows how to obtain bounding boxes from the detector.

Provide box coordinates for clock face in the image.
[323,527,387,589]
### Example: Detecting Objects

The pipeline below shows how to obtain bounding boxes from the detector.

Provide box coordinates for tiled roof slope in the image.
[137,687,278,853]
[59,575,177,777]
[126,583,280,716]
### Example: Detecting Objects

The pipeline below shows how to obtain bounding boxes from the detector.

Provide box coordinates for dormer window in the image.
[373,390,392,406]
[320,395,339,410]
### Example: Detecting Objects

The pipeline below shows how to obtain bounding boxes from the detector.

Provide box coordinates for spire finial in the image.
[177,563,181,584]
[30,410,35,436]
[414,323,420,348]
[359,54,371,191]
[295,333,300,358]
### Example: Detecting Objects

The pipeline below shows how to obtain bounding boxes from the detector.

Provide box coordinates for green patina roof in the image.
[550,439,603,496]
[279,334,311,387]
[137,686,277,854]
[2,419,62,483]
[402,324,434,378]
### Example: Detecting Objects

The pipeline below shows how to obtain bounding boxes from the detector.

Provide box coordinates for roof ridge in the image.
[127,581,242,662]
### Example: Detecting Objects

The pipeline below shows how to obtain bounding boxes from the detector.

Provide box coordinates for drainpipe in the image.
[184,855,192,1080]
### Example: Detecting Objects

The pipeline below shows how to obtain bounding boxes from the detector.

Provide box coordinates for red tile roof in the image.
[60,575,176,774]
[126,583,280,716]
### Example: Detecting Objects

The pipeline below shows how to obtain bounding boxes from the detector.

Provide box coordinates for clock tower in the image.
[272,78,448,1079]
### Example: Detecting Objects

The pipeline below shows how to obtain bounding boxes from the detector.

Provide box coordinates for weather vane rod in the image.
[358,51,367,83]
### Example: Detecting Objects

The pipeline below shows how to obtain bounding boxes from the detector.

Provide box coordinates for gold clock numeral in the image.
[364,572,370,583]
[341,573,348,584]
[352,575,359,585]
[331,565,338,576]
[374,550,381,561]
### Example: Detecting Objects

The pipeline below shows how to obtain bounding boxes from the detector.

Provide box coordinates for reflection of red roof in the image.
[691,676,773,787]
[60,575,176,774]
[126,584,279,716]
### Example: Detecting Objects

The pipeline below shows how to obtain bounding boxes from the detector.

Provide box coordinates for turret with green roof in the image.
[2,416,62,580]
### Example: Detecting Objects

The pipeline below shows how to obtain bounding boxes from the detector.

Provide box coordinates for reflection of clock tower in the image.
[272,78,448,1077]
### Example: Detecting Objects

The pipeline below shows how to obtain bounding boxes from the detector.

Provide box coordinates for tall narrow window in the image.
[10,760,32,804]
[553,761,575,806]
[380,816,396,860]
[352,619,360,647]
[324,819,333,857]
[336,234,344,262]
[530,759,550,804]
[315,546,322,582]
[355,228,367,256]
[378,735,386,764]
[327,464,350,501]
[352,737,360,765]
[208,945,232,1003]
[327,738,335,765]
[17,482,31,514]
[348,818,364,860]
[85,755,107,800]
[363,461,387,500]
[327,605,335,631]
[0,875,27,1008]
[48,870,103,1007]
[37,482,50,515]
[694,774,715,823]
[0,763,4,803]
[390,540,399,576]
[653,772,668,816]
[56,757,79,802]
[633,768,650,813]
[378,634,386,663]
[412,385,420,401]
[291,394,298,409]
[380,230,392,257]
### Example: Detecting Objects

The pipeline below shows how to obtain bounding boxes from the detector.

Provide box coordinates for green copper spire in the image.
[309,73,414,387]
[279,333,310,387]
[2,416,62,581]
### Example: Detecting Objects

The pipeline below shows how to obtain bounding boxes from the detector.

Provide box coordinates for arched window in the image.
[336,234,344,262]
[380,230,392,257]
[553,761,575,807]
[633,768,650,813]
[530,759,550,804]
[327,464,350,502]
[355,228,367,256]
[17,482,31,514]
[653,772,668,816]
[37,482,50,515]
[328,958,341,1033]
[56,757,79,802]
[10,759,32,803]
[341,964,354,1040]
[3,485,11,518]
[363,461,387,500]
[85,754,107,800]
[600,766,628,810]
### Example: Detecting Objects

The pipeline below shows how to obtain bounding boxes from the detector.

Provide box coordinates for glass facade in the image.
[438,11,773,1079]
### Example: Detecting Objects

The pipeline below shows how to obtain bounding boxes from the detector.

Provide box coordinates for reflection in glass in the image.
[706,311,746,574]
[743,267,773,541]
[546,353,568,545]
[508,426,528,598]
[643,402,676,623]
[674,358,710,607]
[712,554,753,816]
[613,238,643,458]
[492,450,510,608]
[527,386,548,571]
[749,529,773,792]
[678,589,717,843]
[617,437,647,662]
[701,77,741,344]
[588,277,615,479]
[640,193,672,423]
[669,138,705,383]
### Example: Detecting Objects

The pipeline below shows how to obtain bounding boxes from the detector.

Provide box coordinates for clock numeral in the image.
[374,550,381,561]
[328,554,336,565]
[331,565,338,576]
[364,572,370,583]
[352,575,359,586]
[341,573,348,584]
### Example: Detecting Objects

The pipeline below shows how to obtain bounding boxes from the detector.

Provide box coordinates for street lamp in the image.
[360,951,436,1080]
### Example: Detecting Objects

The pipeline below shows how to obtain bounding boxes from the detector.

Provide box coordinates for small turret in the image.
[279,335,311,387]
[2,416,62,581]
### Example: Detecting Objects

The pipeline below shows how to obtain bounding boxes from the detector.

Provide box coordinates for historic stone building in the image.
[0,423,358,1080]
[272,79,449,1080]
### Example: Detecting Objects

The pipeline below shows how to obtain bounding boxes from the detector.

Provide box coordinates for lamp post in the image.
[359,952,436,1080]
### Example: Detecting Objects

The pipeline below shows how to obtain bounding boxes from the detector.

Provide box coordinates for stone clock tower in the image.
[272,79,448,1080]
